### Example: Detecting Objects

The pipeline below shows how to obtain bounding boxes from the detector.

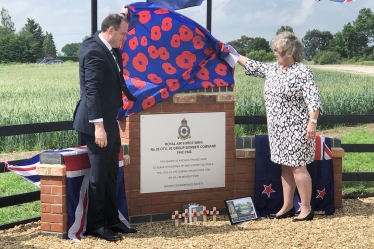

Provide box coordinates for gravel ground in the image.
[1,197,373,249]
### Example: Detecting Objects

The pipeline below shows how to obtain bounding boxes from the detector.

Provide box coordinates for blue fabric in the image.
[254,135,335,217]
[146,0,204,10]
[118,2,235,117]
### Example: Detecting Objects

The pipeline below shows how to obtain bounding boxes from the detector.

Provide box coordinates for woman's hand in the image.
[306,121,317,141]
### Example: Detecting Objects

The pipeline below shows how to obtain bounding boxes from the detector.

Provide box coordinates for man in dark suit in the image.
[73,13,137,241]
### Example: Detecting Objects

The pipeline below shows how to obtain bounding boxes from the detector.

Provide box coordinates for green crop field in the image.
[0,62,373,225]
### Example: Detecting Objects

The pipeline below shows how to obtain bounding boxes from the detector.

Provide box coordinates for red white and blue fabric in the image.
[254,134,335,217]
[6,147,130,241]
[146,0,204,10]
[117,2,235,117]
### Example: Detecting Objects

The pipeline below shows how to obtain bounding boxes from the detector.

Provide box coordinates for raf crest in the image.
[178,118,191,140]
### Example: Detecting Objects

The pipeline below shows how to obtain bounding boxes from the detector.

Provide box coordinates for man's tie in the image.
[110,49,120,72]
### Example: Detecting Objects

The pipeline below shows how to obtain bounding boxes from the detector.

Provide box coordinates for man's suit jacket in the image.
[73,32,136,136]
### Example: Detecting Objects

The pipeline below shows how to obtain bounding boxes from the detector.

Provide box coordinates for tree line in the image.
[1,7,373,64]
[227,8,374,64]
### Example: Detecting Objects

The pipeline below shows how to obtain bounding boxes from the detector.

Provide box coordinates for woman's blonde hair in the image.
[271,32,303,62]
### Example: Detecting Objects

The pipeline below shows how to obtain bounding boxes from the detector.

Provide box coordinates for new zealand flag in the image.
[254,135,335,217]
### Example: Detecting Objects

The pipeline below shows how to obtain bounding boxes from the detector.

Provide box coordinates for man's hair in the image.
[101,13,126,32]
[271,32,304,62]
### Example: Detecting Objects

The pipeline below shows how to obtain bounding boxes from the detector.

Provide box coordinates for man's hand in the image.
[94,122,107,148]
[118,116,127,132]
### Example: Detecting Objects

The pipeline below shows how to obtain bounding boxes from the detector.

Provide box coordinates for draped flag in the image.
[6,147,130,241]
[118,2,235,117]
[146,0,204,10]
[254,134,335,217]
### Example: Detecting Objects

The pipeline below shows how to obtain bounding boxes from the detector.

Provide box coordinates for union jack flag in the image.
[6,147,130,241]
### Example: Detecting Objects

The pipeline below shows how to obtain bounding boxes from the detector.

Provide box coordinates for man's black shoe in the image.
[86,227,123,241]
[109,222,137,233]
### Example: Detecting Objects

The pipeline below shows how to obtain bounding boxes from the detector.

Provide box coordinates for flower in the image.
[179,25,193,42]
[196,67,209,80]
[128,36,139,50]
[139,10,151,24]
[123,69,130,80]
[131,77,147,89]
[154,8,169,14]
[161,17,172,31]
[170,34,181,48]
[147,73,163,84]
[141,36,148,46]
[202,81,215,88]
[214,78,228,87]
[215,63,227,76]
[132,53,148,72]
[192,36,204,49]
[142,96,156,110]
[122,52,129,66]
[166,79,180,91]
[158,47,170,60]
[176,51,196,69]
[148,45,159,59]
[160,88,169,99]
[151,26,162,41]
[162,62,177,74]
[182,68,192,80]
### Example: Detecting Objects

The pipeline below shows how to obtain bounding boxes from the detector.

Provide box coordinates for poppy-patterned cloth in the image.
[117,2,235,117]
[244,59,323,167]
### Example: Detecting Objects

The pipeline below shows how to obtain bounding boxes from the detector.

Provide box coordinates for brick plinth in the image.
[121,88,238,222]
[37,155,67,239]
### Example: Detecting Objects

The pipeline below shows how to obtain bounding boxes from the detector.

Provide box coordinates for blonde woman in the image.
[237,32,322,222]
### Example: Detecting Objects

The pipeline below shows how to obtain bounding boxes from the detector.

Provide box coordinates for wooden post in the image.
[172,211,181,226]
[210,207,219,222]
[200,206,208,222]
[192,208,200,223]
[182,209,190,224]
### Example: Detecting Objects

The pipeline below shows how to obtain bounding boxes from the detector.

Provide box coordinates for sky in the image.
[1,0,373,53]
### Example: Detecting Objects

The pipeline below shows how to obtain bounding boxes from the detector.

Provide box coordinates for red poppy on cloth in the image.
[117,2,235,117]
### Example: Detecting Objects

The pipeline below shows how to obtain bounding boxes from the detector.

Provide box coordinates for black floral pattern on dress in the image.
[244,59,323,167]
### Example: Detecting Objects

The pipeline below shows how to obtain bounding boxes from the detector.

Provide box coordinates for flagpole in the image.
[91,0,98,36]
[206,0,212,32]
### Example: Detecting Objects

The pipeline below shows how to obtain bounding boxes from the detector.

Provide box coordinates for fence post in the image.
[331,137,344,208]
[36,153,67,239]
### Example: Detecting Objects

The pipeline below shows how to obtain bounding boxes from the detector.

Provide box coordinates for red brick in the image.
[128,191,139,199]
[333,173,342,181]
[40,222,51,231]
[129,207,140,216]
[204,103,224,111]
[236,190,254,198]
[194,192,214,201]
[129,181,140,190]
[40,186,51,195]
[41,203,51,213]
[130,147,140,156]
[129,172,140,181]
[162,203,183,213]
[41,176,65,186]
[226,126,234,135]
[40,194,66,204]
[236,158,254,167]
[162,104,184,113]
[236,174,252,182]
[129,156,140,165]
[225,182,235,191]
[173,94,197,103]
[236,182,248,190]
[172,194,194,203]
[139,192,162,198]
[128,198,151,207]
[129,131,140,139]
[152,196,173,205]
[52,186,66,195]
[128,114,140,122]
[141,205,163,214]
[236,166,248,174]
[51,205,67,214]
[334,181,342,190]
[225,110,235,118]
[333,158,342,166]
[143,105,162,113]
[51,223,67,233]
[129,122,140,130]
[41,213,68,223]
[225,103,235,110]
[226,158,235,167]
[226,118,235,126]
[226,150,235,159]
[182,104,202,112]
[333,164,342,174]
[247,166,255,174]
[196,95,217,103]
[226,142,235,151]
[226,166,235,175]
[215,191,235,200]
[226,175,234,182]
[203,200,224,209]
[129,139,140,147]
